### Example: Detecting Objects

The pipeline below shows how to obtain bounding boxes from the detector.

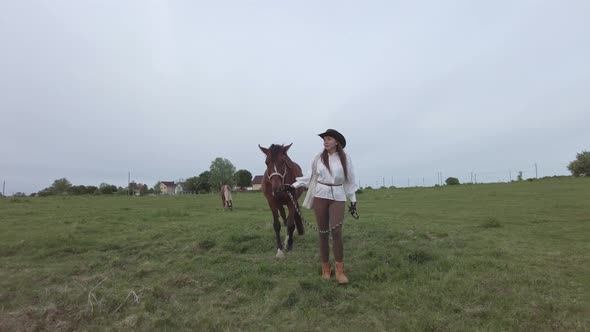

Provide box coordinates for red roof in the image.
[161,181,176,188]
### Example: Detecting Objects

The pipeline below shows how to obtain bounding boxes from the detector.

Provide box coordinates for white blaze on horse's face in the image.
[259,144,292,195]
[268,163,287,195]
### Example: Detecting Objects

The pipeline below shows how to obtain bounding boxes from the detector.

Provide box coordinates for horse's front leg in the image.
[272,209,285,258]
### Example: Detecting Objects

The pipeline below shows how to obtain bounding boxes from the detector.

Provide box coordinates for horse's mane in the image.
[285,154,296,169]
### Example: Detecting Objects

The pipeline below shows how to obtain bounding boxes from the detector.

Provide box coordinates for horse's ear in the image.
[283,143,293,153]
[258,144,268,155]
[284,143,294,168]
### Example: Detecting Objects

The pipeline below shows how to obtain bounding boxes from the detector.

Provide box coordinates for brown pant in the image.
[313,197,345,263]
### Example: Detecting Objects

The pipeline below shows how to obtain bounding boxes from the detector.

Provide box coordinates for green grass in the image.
[1,178,588,331]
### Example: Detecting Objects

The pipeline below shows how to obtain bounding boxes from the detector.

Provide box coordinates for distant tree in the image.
[13,192,26,197]
[445,177,460,185]
[209,158,237,188]
[196,171,212,193]
[184,176,199,194]
[154,181,162,195]
[86,186,98,194]
[235,169,253,188]
[128,181,137,196]
[517,171,523,181]
[69,185,88,195]
[99,183,117,195]
[52,178,72,194]
[140,184,148,196]
[38,188,54,197]
[567,150,590,177]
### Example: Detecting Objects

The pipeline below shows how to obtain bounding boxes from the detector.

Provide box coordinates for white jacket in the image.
[293,151,358,209]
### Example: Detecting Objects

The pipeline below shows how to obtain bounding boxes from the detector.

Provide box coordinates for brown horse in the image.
[220,184,233,210]
[258,143,305,258]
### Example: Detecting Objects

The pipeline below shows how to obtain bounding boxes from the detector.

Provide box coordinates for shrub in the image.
[445,177,460,185]
[481,217,502,228]
[567,150,590,177]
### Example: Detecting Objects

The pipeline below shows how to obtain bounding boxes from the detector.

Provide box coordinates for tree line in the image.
[29,157,253,197]
[7,151,587,197]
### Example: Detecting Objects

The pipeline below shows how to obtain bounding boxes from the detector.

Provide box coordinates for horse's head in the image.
[259,143,293,195]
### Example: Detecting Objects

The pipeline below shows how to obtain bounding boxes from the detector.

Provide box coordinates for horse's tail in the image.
[295,205,304,235]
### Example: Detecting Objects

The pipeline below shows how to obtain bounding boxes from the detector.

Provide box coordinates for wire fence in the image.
[358,165,564,188]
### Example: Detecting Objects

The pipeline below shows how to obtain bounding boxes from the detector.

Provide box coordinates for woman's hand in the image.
[283,184,296,194]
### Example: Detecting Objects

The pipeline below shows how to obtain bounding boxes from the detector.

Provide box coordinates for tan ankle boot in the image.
[335,262,349,284]
[322,262,331,280]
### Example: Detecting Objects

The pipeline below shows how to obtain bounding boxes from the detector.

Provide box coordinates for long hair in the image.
[321,145,348,180]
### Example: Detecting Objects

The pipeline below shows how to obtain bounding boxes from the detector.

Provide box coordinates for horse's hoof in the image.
[276,249,285,258]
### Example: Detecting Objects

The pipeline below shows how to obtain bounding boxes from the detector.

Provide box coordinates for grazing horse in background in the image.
[221,184,233,210]
[258,143,304,258]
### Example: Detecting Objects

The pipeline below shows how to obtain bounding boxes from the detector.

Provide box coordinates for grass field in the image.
[1,178,588,331]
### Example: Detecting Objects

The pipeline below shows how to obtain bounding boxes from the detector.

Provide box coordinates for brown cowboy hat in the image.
[318,129,346,148]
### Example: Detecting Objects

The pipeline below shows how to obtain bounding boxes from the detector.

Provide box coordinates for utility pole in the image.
[128,172,130,196]
[2,181,5,196]
[509,170,512,182]
[535,163,538,178]
[382,176,385,187]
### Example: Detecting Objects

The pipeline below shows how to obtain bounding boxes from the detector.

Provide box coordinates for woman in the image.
[292,129,358,284]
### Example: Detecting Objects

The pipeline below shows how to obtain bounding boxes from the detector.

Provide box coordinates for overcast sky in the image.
[1,1,589,194]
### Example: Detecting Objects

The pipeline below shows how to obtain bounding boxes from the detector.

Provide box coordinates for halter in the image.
[267,164,287,181]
